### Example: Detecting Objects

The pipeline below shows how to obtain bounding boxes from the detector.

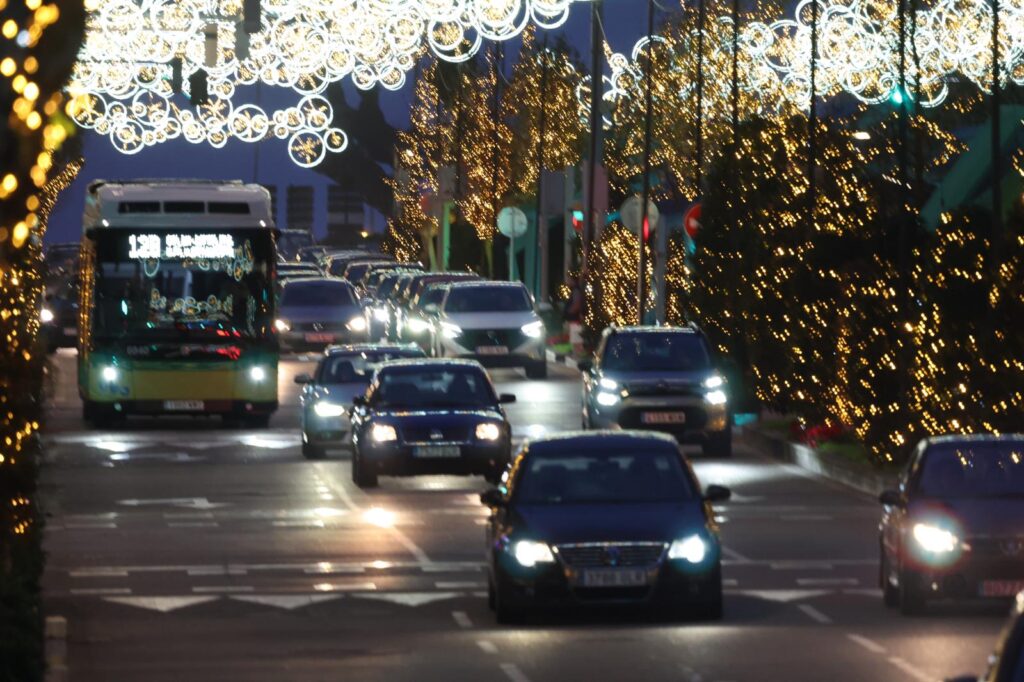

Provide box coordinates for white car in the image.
[431,281,547,379]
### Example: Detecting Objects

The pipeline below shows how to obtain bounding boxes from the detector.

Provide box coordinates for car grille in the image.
[401,425,471,443]
[290,321,349,332]
[624,383,702,398]
[459,328,527,349]
[555,542,666,568]
[968,536,1024,559]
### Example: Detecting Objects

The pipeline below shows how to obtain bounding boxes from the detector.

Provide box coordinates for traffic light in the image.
[571,208,584,233]
[189,69,209,106]
[170,57,182,94]
[642,215,650,242]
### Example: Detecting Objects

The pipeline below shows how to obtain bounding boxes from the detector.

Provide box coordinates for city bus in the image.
[78,180,279,426]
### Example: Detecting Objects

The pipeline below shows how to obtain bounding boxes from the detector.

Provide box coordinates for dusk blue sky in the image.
[46,2,672,245]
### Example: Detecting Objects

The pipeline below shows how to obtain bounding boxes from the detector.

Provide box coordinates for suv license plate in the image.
[477,346,509,355]
[642,412,686,425]
[581,569,649,588]
[412,445,461,458]
[164,400,204,411]
[980,580,1024,597]
[305,333,335,343]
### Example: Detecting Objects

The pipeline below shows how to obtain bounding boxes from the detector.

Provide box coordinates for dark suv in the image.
[578,325,731,456]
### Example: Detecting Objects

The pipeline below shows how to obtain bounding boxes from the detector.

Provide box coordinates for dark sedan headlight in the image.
[347,316,368,333]
[475,423,501,441]
[912,522,959,554]
[513,540,556,567]
[40,307,55,324]
[370,423,398,442]
[668,535,707,563]
[313,401,346,418]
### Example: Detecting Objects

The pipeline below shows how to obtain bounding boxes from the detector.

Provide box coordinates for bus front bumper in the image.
[86,399,278,417]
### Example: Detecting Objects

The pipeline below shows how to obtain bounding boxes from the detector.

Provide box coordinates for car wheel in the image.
[704,430,733,458]
[351,450,378,488]
[494,573,528,625]
[525,360,548,380]
[881,551,899,609]
[688,566,724,621]
[899,567,926,616]
[302,440,325,460]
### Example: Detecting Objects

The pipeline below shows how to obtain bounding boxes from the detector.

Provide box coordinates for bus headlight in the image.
[347,316,368,333]
[40,307,54,324]
[370,423,398,442]
[274,319,290,332]
[101,365,118,383]
[314,401,346,418]
[249,366,267,383]
[668,535,707,563]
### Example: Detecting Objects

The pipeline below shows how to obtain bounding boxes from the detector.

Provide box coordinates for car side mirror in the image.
[480,489,506,508]
[352,395,367,407]
[499,393,516,404]
[294,373,313,385]
[577,359,593,372]
[703,484,731,503]
[879,489,903,507]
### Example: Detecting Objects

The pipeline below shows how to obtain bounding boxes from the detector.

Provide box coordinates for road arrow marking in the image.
[230,595,341,610]
[352,591,461,607]
[735,590,829,603]
[103,596,218,612]
[118,498,229,510]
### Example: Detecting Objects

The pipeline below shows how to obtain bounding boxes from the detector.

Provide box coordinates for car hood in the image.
[374,408,503,423]
[442,311,539,330]
[279,304,362,324]
[512,502,707,545]
[313,383,369,406]
[602,370,715,389]
[909,498,1024,537]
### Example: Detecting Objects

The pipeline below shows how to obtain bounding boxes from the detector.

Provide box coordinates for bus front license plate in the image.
[164,400,204,411]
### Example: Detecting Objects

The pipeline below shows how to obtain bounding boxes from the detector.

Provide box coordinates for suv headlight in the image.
[668,535,707,563]
[703,375,724,389]
[596,391,620,406]
[513,540,555,567]
[370,423,398,442]
[912,523,958,554]
[598,377,618,391]
[314,401,346,418]
[347,316,368,333]
[441,322,462,339]
[521,320,545,339]
[705,389,727,406]
[476,422,501,441]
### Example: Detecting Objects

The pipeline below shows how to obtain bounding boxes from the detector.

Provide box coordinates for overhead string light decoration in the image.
[66,0,592,166]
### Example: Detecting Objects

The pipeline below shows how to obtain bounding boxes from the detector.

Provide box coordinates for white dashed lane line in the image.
[500,662,532,682]
[887,657,934,682]
[477,640,498,655]
[847,633,887,654]
[451,610,473,629]
[796,578,859,587]
[796,603,833,625]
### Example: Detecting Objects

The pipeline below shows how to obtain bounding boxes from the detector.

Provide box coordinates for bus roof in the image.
[83,180,274,230]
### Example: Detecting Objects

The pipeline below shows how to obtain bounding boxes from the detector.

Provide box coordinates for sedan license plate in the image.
[980,580,1024,597]
[476,345,509,356]
[642,412,686,425]
[412,445,461,458]
[63,326,76,336]
[581,569,649,588]
[164,400,204,411]
[305,332,335,343]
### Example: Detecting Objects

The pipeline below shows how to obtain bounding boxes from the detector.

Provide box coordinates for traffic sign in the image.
[497,207,528,239]
[620,196,659,237]
[684,202,702,239]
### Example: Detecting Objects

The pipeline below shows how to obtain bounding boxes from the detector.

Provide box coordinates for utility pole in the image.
[490,42,503,278]
[583,0,603,279]
[534,34,550,298]
[639,0,655,325]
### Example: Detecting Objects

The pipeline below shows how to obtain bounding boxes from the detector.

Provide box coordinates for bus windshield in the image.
[91,228,275,341]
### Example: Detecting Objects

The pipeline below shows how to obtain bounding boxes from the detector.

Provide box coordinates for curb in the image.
[44,616,67,682]
[741,426,897,498]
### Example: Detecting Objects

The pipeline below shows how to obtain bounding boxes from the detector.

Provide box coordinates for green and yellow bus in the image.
[78,180,279,426]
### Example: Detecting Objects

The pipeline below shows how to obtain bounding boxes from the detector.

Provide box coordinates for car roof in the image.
[280,276,353,287]
[448,280,525,290]
[924,434,1024,446]
[324,343,424,356]
[607,325,699,335]
[376,358,484,371]
[523,431,681,455]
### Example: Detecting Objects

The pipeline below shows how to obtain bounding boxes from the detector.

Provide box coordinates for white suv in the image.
[431,281,547,379]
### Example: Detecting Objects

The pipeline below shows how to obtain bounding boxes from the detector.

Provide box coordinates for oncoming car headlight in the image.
[372,307,389,323]
[40,307,54,324]
[475,423,501,441]
[912,523,958,554]
[596,391,620,406]
[703,375,724,390]
[347,316,368,333]
[406,317,430,334]
[441,322,462,339]
[370,423,398,443]
[705,389,727,406]
[598,377,618,391]
[668,535,707,563]
[314,402,346,418]
[274,318,290,332]
[513,540,555,567]
[521,321,545,339]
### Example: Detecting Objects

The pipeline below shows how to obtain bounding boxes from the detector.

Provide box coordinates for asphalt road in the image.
[40,350,1007,681]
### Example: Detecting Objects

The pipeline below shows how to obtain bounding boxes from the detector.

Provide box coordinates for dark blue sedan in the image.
[481,431,731,623]
[350,359,515,487]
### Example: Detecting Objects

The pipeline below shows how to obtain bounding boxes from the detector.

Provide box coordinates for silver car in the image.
[296,343,426,459]
[275,278,368,352]
[580,326,731,456]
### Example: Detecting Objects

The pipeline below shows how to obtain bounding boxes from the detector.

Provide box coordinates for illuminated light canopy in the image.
[67,0,593,165]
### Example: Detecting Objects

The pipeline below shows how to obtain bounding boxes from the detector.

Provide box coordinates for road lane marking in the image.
[452,611,473,628]
[69,568,129,578]
[722,579,739,587]
[842,588,883,597]
[796,578,859,587]
[192,586,254,593]
[437,582,486,590]
[737,590,828,603]
[312,582,378,592]
[500,663,532,682]
[163,512,214,520]
[64,523,117,530]
[887,657,933,682]
[780,515,833,521]
[796,604,833,624]
[477,641,498,654]
[847,633,886,654]
[168,522,219,528]
[231,595,341,610]
[353,592,460,607]
[769,561,834,570]
[103,596,218,612]
[187,567,227,576]
[720,546,751,563]
[70,588,132,596]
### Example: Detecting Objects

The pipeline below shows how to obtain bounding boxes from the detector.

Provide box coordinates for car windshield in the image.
[916,442,1024,499]
[280,280,357,307]
[345,262,384,282]
[445,286,531,313]
[374,367,495,408]
[515,449,694,504]
[415,287,447,311]
[277,232,312,260]
[318,349,425,384]
[603,333,711,372]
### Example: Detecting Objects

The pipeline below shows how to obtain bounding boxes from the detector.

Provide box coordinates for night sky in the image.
[46,2,662,244]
